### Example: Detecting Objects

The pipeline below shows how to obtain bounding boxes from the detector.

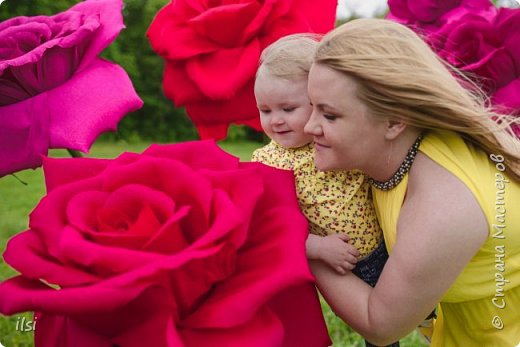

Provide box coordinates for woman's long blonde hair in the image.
[314,18,520,181]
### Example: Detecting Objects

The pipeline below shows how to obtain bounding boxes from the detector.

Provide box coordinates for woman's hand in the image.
[306,233,360,274]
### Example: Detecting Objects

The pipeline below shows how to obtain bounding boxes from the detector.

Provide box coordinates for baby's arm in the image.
[306,233,360,275]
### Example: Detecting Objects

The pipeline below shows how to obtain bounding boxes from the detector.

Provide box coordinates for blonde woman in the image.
[304,18,520,346]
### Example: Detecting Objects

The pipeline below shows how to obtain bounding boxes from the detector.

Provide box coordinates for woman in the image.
[304,18,520,346]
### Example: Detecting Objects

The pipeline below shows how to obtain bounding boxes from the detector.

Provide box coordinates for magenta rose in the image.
[147,0,337,140]
[431,8,520,134]
[0,0,143,177]
[387,0,495,31]
[0,141,330,347]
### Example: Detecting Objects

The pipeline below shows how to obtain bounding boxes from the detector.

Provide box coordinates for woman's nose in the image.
[304,111,320,135]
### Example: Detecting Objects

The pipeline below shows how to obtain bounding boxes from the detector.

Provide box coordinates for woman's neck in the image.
[369,129,423,185]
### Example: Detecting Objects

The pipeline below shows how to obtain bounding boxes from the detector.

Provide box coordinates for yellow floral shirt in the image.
[252,141,382,257]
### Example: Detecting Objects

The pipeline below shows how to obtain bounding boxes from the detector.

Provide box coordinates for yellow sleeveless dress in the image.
[372,130,520,346]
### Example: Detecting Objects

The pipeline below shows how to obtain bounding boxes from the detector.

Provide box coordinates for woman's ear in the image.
[384,119,407,141]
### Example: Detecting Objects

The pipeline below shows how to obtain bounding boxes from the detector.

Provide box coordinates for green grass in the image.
[0,140,426,347]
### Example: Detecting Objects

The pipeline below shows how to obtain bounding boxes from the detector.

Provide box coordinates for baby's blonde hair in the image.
[258,33,321,80]
[314,18,520,181]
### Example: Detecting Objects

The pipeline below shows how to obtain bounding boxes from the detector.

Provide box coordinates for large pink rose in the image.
[147,0,337,140]
[0,141,331,347]
[387,1,519,136]
[387,0,495,31]
[431,8,520,134]
[0,0,143,177]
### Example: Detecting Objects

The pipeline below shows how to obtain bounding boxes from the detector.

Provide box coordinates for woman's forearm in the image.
[310,259,413,345]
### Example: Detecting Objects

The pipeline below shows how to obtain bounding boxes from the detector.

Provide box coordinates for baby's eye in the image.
[260,109,271,114]
[282,107,295,113]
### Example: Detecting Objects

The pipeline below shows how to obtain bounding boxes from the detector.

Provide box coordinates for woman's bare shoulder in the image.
[399,151,488,240]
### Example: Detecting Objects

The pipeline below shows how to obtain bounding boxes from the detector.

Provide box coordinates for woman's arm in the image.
[311,153,489,345]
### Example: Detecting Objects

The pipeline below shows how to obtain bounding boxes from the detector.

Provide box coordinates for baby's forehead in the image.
[255,76,310,106]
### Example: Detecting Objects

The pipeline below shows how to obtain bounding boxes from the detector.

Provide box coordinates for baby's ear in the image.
[383,119,407,141]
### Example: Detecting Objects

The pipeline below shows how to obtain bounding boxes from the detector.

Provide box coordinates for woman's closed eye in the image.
[323,114,337,121]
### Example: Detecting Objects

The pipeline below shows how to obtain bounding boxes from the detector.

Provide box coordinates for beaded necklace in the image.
[368,135,423,191]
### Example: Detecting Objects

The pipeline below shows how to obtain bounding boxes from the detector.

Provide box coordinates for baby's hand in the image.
[318,233,360,275]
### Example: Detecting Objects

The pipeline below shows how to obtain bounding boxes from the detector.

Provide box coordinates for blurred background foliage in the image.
[0,0,265,143]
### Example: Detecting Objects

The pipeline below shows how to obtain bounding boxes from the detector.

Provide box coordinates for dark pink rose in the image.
[388,1,519,136]
[0,0,143,177]
[387,0,495,31]
[431,8,520,130]
[147,0,337,140]
[0,141,331,347]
